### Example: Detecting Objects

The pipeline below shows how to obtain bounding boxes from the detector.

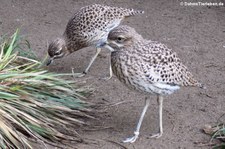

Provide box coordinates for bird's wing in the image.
[137,41,201,87]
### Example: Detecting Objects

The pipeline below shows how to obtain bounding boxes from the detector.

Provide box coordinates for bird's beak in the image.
[104,40,115,52]
[104,44,115,52]
[46,57,54,66]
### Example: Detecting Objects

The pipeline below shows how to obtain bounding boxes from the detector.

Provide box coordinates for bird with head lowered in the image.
[47,4,144,79]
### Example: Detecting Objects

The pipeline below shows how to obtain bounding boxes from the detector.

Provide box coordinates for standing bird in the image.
[47,4,144,78]
[105,25,204,143]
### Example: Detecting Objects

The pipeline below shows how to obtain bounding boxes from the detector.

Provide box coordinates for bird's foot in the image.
[75,71,87,78]
[123,131,139,143]
[99,75,112,81]
[99,71,113,81]
[71,68,86,78]
[75,73,85,78]
[150,132,163,139]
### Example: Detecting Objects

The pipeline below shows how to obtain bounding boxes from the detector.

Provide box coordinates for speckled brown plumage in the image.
[105,25,204,143]
[64,4,144,52]
[108,26,202,94]
[47,4,144,77]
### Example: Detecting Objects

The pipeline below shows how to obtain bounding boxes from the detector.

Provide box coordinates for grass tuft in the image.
[0,30,94,148]
[203,119,225,148]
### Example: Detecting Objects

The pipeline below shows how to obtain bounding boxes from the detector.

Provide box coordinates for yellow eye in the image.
[117,37,125,43]
[55,51,61,55]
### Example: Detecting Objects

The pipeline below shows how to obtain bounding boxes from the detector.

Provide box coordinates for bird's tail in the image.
[123,8,144,17]
[182,72,206,89]
[197,82,206,89]
[188,78,206,89]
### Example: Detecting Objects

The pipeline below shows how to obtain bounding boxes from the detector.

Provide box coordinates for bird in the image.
[105,25,204,143]
[47,4,144,79]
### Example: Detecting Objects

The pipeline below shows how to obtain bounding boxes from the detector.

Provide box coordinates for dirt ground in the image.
[1,0,225,148]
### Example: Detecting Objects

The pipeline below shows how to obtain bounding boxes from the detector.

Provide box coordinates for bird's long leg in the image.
[109,63,113,79]
[102,53,113,80]
[150,95,163,138]
[79,47,101,77]
[123,98,150,143]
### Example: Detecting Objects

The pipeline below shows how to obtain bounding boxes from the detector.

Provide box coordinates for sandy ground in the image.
[1,0,225,148]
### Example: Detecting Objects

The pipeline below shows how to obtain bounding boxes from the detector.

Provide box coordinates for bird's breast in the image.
[111,51,180,95]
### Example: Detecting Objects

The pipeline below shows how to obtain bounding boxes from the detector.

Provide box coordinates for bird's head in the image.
[105,25,143,52]
[46,38,69,66]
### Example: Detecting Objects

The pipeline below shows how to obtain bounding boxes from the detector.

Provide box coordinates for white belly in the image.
[131,77,180,95]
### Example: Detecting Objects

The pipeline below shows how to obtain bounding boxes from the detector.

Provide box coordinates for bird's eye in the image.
[55,51,61,55]
[117,37,125,43]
